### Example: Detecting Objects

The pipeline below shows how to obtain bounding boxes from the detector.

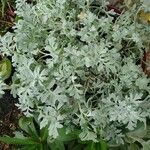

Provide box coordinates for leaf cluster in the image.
[0,0,150,146]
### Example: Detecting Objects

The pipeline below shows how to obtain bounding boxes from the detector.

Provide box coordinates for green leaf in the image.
[15,131,26,139]
[19,117,39,139]
[0,57,12,80]
[99,140,107,150]
[17,145,38,150]
[144,125,150,138]
[18,117,32,133]
[56,128,80,142]
[49,140,65,150]
[40,125,48,141]
[86,140,107,150]
[72,144,83,150]
[0,136,39,145]
[39,143,44,150]
[86,142,96,150]
[28,125,39,140]
[41,143,50,150]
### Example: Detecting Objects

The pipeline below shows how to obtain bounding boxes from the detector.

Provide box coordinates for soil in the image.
[0,0,15,35]
[0,90,21,150]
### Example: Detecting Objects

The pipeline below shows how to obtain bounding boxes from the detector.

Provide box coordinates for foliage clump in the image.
[0,0,150,146]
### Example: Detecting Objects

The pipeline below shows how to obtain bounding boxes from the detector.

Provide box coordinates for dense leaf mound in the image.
[0,0,150,146]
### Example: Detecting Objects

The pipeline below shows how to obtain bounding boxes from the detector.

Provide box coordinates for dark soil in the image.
[0,0,15,35]
[0,90,21,150]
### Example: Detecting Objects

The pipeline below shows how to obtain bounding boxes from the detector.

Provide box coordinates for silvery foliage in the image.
[141,0,150,12]
[0,78,6,96]
[0,0,150,145]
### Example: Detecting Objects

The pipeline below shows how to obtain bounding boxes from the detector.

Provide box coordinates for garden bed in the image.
[0,0,150,150]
